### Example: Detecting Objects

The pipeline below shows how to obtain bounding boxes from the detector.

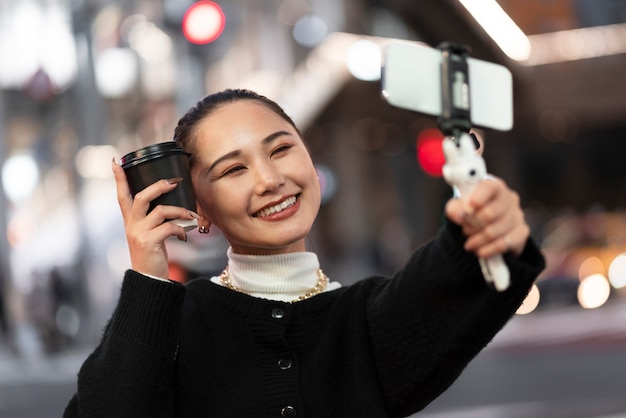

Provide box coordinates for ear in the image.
[459,134,475,153]
[442,138,458,160]
[195,200,213,230]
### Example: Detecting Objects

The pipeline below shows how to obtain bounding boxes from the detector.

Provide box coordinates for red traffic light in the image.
[182,1,226,44]
[416,128,445,177]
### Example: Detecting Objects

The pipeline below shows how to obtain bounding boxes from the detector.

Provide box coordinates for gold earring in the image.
[199,225,210,234]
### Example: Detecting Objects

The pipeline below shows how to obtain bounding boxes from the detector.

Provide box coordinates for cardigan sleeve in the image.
[366,220,545,416]
[63,270,186,418]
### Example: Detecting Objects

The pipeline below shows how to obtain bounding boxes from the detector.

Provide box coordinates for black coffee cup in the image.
[121,141,197,230]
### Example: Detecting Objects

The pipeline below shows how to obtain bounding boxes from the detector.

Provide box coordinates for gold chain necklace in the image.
[219,266,329,303]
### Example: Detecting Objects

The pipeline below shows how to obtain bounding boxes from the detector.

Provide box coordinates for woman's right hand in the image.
[113,159,198,279]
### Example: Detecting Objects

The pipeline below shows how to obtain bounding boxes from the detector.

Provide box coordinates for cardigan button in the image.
[271,307,285,319]
[280,406,296,417]
[278,358,293,370]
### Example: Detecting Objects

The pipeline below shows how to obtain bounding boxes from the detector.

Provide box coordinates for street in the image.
[0,382,75,418]
[421,347,626,417]
[420,300,626,417]
[0,346,82,418]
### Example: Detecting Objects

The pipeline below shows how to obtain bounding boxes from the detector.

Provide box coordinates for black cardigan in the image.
[64,222,545,417]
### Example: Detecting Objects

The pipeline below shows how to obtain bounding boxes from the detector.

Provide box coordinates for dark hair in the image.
[173,89,301,169]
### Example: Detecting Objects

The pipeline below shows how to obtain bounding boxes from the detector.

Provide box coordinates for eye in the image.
[271,144,292,156]
[221,165,246,177]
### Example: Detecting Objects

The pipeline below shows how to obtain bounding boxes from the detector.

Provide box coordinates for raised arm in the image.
[63,160,199,417]
[366,178,544,415]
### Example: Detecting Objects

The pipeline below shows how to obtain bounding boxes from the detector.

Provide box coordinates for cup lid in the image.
[120,141,188,168]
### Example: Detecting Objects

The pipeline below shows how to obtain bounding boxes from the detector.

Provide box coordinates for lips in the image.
[253,195,298,218]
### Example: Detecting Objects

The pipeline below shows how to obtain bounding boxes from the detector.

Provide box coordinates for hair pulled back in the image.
[173,89,300,169]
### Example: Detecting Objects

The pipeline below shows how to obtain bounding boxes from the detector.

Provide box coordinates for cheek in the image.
[312,171,322,199]
[304,165,322,206]
[192,180,221,220]
[202,185,247,224]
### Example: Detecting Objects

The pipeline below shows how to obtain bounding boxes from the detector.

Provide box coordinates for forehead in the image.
[195,101,293,146]
[202,100,290,132]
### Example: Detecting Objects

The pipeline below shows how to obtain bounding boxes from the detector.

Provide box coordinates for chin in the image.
[268,230,311,250]
[228,230,310,254]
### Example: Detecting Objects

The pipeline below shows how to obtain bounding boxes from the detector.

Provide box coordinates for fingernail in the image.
[461,212,481,228]
[462,202,474,216]
[469,216,484,229]
[189,211,199,219]
[167,177,183,184]
[112,157,117,172]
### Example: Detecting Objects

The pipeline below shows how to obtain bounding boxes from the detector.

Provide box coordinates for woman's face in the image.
[191,100,321,255]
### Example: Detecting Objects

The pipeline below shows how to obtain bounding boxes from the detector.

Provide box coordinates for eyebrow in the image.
[207,130,293,173]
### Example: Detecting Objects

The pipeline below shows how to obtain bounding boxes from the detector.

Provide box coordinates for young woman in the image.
[64,89,544,418]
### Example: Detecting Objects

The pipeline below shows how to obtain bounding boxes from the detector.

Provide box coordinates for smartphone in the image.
[381,40,513,131]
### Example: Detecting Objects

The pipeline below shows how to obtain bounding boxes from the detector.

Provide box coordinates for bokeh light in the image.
[578,256,605,281]
[182,1,226,45]
[0,2,77,91]
[416,128,445,177]
[2,154,39,203]
[95,48,139,98]
[293,14,328,47]
[516,284,540,314]
[346,39,381,81]
[75,145,119,179]
[608,253,626,289]
[578,273,611,309]
[125,17,173,63]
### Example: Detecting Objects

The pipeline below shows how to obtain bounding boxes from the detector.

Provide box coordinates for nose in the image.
[254,161,285,194]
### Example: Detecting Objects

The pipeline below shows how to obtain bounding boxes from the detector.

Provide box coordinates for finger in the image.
[140,203,199,231]
[465,184,520,235]
[508,223,530,256]
[446,179,506,230]
[463,209,513,253]
[464,176,505,212]
[461,199,508,236]
[128,178,183,222]
[130,218,189,249]
[113,158,133,219]
[472,223,530,259]
[464,203,528,256]
[444,198,467,226]
[462,191,523,250]
[447,196,500,237]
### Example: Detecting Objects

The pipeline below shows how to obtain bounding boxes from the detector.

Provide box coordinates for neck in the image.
[211,247,340,302]
[229,239,307,256]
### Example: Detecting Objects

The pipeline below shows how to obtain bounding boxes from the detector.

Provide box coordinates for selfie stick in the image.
[437,42,510,291]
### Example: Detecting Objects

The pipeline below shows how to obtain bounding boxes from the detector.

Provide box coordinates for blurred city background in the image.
[0,0,625,416]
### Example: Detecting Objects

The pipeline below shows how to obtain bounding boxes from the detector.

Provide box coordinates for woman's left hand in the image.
[445,177,530,258]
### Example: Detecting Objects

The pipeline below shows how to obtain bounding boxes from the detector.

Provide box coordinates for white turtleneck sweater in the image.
[209,247,342,302]
[148,247,341,302]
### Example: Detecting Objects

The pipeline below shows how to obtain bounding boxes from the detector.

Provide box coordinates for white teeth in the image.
[256,196,297,218]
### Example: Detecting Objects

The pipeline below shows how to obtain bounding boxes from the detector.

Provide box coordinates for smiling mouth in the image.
[254,195,298,218]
